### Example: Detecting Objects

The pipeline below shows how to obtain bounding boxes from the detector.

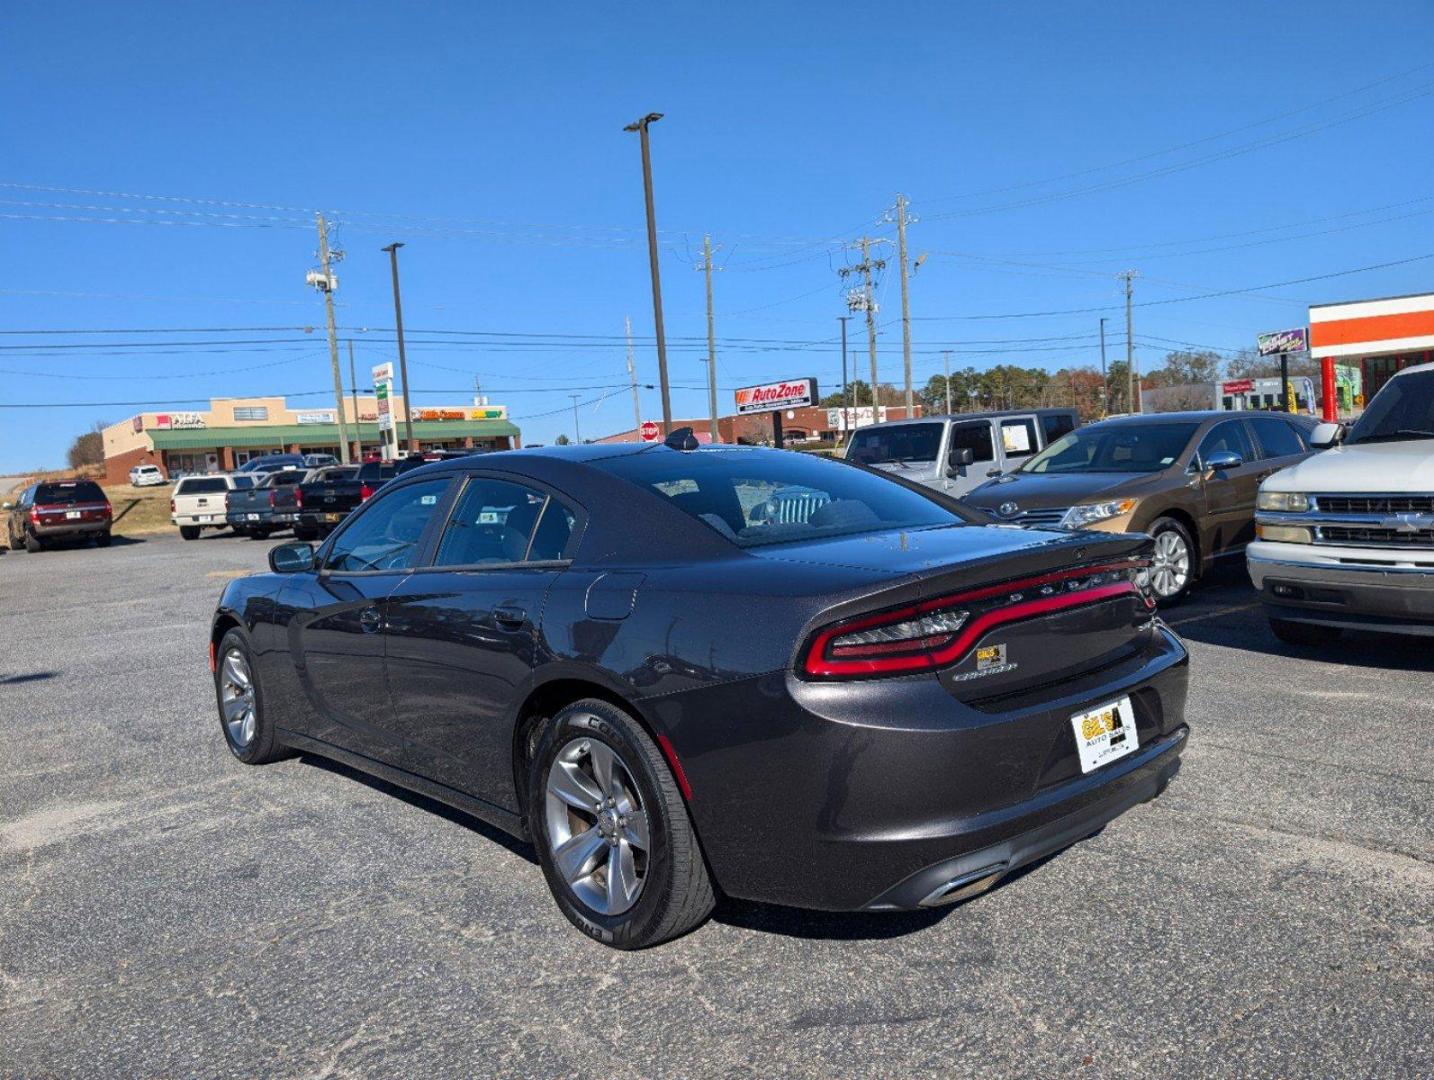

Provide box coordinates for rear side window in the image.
[1249,416,1306,458]
[36,481,105,503]
[1041,413,1077,443]
[433,478,566,566]
[999,419,1038,460]
[178,478,228,495]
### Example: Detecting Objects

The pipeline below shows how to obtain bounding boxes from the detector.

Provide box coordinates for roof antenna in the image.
[664,426,700,451]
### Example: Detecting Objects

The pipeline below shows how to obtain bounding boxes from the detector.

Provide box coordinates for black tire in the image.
[24,531,42,553]
[1147,516,1196,605]
[527,698,715,949]
[293,526,318,542]
[249,528,272,541]
[95,531,112,547]
[180,526,200,541]
[1269,616,1342,646]
[213,628,291,764]
[7,526,21,552]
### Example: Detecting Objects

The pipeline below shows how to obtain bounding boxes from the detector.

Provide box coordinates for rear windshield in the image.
[36,481,105,504]
[594,448,970,548]
[178,477,229,494]
[1020,422,1199,474]
[268,470,308,486]
[847,423,945,465]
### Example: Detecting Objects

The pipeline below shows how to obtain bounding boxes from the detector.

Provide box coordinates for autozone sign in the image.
[734,378,818,414]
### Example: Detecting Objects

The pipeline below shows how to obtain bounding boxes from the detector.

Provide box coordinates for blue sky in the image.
[3,0,1433,470]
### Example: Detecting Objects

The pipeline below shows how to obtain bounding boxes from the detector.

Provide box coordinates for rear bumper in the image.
[31,519,110,538]
[1248,544,1434,631]
[664,623,1190,911]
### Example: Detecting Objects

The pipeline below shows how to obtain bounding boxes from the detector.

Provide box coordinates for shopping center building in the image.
[595,404,924,445]
[101,394,520,484]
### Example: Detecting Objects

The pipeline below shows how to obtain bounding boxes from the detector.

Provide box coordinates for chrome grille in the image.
[1315,493,1434,514]
[1011,507,1069,528]
[771,491,831,524]
[1318,525,1434,547]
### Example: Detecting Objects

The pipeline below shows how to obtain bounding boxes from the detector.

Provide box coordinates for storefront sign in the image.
[152,412,206,430]
[1222,379,1255,395]
[1257,328,1308,356]
[469,405,509,421]
[415,408,468,421]
[826,406,888,431]
[295,411,335,425]
[133,416,144,433]
[734,378,818,415]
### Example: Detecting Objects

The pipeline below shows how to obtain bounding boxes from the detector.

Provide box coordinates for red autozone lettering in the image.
[735,379,814,412]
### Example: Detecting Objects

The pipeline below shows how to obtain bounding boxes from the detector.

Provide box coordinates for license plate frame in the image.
[1070,696,1138,774]
[65,510,81,520]
[324,512,343,523]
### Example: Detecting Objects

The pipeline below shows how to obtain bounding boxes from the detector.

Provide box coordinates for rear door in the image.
[1247,414,1313,480]
[994,415,1041,476]
[384,474,581,803]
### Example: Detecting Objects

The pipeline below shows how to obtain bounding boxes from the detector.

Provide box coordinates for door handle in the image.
[493,604,527,627]
[359,607,383,633]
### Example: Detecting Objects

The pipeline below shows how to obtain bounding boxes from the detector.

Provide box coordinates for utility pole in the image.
[347,340,359,454]
[1099,317,1109,417]
[624,316,642,436]
[569,393,582,444]
[839,237,887,415]
[1122,270,1138,414]
[893,195,915,414]
[943,351,953,414]
[838,315,851,440]
[381,242,415,453]
[623,112,672,433]
[701,234,719,443]
[314,213,351,463]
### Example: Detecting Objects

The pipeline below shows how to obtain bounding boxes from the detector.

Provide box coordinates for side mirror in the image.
[1309,422,1342,450]
[1203,450,1244,473]
[945,447,975,476]
[986,468,1004,478]
[1,501,12,511]
[268,541,315,574]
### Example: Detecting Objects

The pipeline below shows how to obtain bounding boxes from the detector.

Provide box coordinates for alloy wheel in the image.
[1149,529,1191,599]
[219,647,257,748]
[544,735,650,916]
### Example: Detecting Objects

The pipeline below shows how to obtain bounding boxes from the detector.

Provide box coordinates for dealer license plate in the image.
[325,512,342,523]
[1070,697,1138,774]
[66,510,81,519]
[194,515,214,523]
[245,513,260,521]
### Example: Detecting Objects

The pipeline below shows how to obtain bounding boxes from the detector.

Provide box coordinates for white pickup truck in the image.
[171,473,255,540]
[1249,361,1434,643]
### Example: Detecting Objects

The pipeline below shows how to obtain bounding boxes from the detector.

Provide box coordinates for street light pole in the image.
[569,393,581,444]
[381,243,415,453]
[1099,316,1108,418]
[623,112,672,434]
[837,315,850,443]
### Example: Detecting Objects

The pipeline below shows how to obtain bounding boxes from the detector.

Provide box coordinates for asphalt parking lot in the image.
[2,533,1430,1078]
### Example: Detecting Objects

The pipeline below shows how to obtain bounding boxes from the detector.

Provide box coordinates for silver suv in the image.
[844,409,1079,497]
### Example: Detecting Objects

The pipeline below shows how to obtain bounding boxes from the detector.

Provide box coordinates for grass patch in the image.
[104,484,176,537]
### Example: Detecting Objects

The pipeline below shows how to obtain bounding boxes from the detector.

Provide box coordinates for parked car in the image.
[1250,361,1434,643]
[236,453,337,476]
[209,436,1188,949]
[962,411,1320,603]
[293,459,420,541]
[4,479,113,551]
[844,409,1079,498]
[128,463,166,487]
[224,468,308,540]
[171,474,256,540]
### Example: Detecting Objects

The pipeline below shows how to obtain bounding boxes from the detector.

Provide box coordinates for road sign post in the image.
[373,362,398,461]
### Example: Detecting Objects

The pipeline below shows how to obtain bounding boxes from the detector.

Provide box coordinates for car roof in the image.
[1393,360,1434,377]
[857,408,1074,429]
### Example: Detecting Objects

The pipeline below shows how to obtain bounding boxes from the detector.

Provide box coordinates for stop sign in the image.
[639,420,661,442]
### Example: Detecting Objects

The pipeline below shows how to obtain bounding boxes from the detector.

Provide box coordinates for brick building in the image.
[595,404,924,446]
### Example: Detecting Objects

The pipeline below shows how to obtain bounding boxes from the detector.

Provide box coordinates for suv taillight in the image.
[359,483,375,501]
[294,488,303,508]
[170,498,176,513]
[268,490,277,508]
[800,561,1150,680]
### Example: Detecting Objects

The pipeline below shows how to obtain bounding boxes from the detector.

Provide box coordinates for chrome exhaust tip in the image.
[918,862,1008,908]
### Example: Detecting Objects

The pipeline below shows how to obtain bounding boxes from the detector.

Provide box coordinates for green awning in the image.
[147,419,520,450]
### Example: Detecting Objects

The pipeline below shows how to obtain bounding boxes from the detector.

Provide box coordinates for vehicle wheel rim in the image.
[1149,530,1190,598]
[219,648,257,748]
[544,734,649,916]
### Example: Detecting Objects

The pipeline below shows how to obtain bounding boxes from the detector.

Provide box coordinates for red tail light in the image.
[268,490,277,508]
[101,501,112,519]
[359,483,375,501]
[801,561,1151,680]
[294,488,303,508]
[170,498,176,513]
[29,507,40,523]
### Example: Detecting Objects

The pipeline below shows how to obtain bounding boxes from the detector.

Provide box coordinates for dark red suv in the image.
[4,480,113,552]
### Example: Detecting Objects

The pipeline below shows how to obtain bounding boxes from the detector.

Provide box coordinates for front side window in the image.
[948,422,995,465]
[433,478,569,566]
[325,478,450,572]
[1022,422,1199,474]
[596,449,973,548]
[1197,421,1255,466]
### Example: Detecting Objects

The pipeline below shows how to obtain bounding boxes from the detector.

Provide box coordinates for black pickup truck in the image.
[293,461,419,541]
[224,468,309,539]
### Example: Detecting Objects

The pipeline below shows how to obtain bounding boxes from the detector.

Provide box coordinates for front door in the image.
[292,476,454,765]
[1195,419,1262,553]
[385,475,579,805]
[942,421,996,496]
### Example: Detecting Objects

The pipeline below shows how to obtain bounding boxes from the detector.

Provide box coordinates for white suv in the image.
[1249,361,1434,643]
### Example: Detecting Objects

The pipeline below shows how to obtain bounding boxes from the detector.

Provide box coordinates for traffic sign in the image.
[639,420,661,442]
